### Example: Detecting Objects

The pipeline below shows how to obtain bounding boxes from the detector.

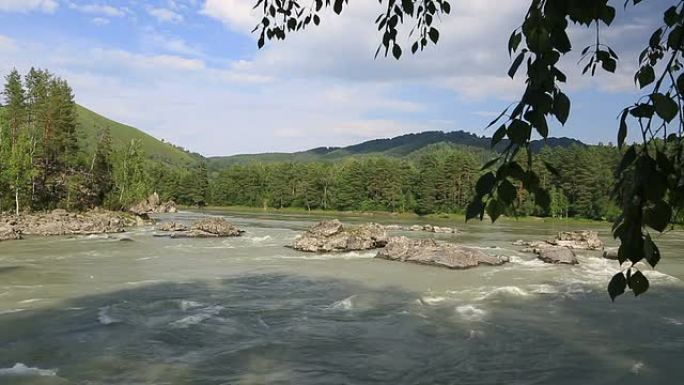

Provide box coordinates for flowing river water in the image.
[0,210,683,384]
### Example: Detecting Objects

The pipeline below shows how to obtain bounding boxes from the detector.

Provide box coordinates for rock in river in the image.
[292,220,388,252]
[1,209,127,237]
[375,236,508,269]
[513,230,603,252]
[535,247,578,265]
[157,217,243,238]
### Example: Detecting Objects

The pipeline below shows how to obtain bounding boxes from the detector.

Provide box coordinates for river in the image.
[0,210,683,384]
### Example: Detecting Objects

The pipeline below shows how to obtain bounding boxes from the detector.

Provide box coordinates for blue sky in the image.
[0,0,671,156]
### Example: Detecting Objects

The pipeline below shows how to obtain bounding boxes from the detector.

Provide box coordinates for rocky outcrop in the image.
[535,247,578,265]
[292,220,388,252]
[0,222,21,241]
[128,192,177,216]
[513,230,603,252]
[156,221,189,232]
[553,231,603,250]
[1,209,127,237]
[156,217,243,238]
[603,247,619,260]
[376,236,508,269]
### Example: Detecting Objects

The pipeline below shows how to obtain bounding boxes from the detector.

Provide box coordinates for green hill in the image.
[76,105,201,168]
[208,130,585,170]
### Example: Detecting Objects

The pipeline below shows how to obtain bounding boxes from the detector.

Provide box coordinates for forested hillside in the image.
[0,68,622,221]
[207,130,585,169]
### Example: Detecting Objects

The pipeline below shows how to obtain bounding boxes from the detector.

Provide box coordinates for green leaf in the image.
[616,145,636,175]
[508,31,522,55]
[601,58,616,73]
[402,0,414,15]
[651,93,679,123]
[668,25,683,50]
[599,5,615,25]
[428,28,439,44]
[466,199,484,221]
[643,200,672,233]
[333,0,344,14]
[636,66,655,89]
[486,198,504,222]
[476,172,496,196]
[664,6,678,27]
[491,124,507,148]
[608,272,626,302]
[392,44,402,59]
[508,51,525,79]
[630,104,654,119]
[507,119,530,145]
[677,73,684,95]
[498,179,517,205]
[628,270,649,296]
[481,156,501,171]
[553,92,570,125]
[643,233,661,268]
[618,110,628,149]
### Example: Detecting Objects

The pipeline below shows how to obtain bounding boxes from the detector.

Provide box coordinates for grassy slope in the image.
[76,105,200,168]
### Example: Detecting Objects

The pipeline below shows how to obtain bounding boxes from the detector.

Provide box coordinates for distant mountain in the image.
[208,130,585,168]
[76,105,201,168]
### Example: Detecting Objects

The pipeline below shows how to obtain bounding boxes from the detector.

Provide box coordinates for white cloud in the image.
[87,48,205,71]
[200,0,257,32]
[148,7,183,23]
[0,0,57,13]
[68,3,125,17]
[0,35,16,51]
[145,33,200,56]
[91,17,110,26]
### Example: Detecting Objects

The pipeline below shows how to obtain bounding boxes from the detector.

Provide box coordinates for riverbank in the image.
[188,205,609,226]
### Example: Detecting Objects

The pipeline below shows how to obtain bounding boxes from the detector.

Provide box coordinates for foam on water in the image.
[266,251,376,261]
[328,295,356,311]
[179,300,204,311]
[0,363,57,377]
[455,304,487,322]
[475,286,530,300]
[420,296,449,305]
[169,305,223,328]
[98,306,120,325]
[630,361,645,375]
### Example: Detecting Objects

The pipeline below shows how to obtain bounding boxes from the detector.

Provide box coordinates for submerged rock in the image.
[404,224,459,234]
[535,247,578,265]
[129,192,177,216]
[292,220,388,252]
[375,236,508,269]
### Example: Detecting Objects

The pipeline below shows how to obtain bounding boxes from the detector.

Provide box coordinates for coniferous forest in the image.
[1,68,623,221]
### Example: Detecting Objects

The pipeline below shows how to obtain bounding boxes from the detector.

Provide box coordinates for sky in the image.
[0,0,672,156]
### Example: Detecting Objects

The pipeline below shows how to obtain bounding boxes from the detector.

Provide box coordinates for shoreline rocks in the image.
[0,209,129,239]
[156,217,243,238]
[376,236,508,269]
[292,220,388,252]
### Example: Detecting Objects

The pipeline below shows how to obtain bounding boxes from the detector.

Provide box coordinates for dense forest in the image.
[0,68,209,214]
[0,69,622,220]
[209,143,622,220]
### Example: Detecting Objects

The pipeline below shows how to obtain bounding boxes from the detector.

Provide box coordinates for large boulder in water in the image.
[292,220,388,252]
[375,236,508,269]
[1,210,127,237]
[603,247,619,260]
[551,230,603,250]
[157,217,243,238]
[129,192,177,216]
[536,247,578,265]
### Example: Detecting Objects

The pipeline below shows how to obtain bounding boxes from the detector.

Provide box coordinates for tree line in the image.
[208,143,622,220]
